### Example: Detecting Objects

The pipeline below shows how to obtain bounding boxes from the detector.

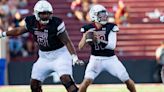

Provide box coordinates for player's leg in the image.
[104,55,136,92]
[78,78,93,92]
[161,66,164,83]
[30,79,42,92]
[124,79,136,92]
[60,74,79,92]
[79,55,103,92]
[54,47,78,92]
[30,57,52,92]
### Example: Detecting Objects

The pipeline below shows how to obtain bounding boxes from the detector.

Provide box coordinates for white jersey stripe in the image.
[57,26,65,35]
[57,22,65,31]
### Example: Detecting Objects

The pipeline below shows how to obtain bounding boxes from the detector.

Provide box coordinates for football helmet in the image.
[89,4,109,25]
[34,0,53,24]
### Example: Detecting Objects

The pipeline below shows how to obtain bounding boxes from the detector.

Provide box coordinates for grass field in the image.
[0,84,163,92]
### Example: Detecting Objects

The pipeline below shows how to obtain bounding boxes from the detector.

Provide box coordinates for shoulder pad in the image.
[51,16,63,25]
[112,25,119,32]
[80,24,95,33]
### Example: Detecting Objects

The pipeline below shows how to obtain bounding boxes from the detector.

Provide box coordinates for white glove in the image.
[72,54,84,66]
[0,31,6,38]
[0,31,2,38]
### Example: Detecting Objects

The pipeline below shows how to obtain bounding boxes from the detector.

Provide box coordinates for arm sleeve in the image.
[104,25,119,50]
[104,31,117,50]
[24,17,29,31]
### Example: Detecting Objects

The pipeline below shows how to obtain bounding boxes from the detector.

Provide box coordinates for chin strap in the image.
[40,20,49,24]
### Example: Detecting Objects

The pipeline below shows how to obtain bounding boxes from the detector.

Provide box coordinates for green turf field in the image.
[0,84,163,92]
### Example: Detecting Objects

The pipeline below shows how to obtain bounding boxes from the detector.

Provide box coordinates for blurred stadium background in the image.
[0,0,164,92]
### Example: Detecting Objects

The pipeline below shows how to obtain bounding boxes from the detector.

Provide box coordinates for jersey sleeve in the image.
[104,31,117,50]
[24,16,30,31]
[102,23,118,50]
[112,25,119,32]
[80,24,95,33]
[24,16,36,32]
[56,19,66,35]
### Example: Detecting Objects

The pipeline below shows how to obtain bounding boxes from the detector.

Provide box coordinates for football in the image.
[85,31,96,45]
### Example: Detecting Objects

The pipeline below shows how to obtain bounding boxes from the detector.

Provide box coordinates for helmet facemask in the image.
[38,11,52,24]
[96,10,109,25]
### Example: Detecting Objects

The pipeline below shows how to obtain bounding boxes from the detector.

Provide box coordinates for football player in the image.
[0,0,83,92]
[155,41,164,84]
[78,4,137,92]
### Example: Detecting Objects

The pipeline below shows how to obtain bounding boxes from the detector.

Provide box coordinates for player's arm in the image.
[58,30,77,55]
[0,26,27,38]
[98,25,119,50]
[78,33,87,50]
[58,31,84,65]
[104,30,117,50]
[78,27,96,50]
[57,21,84,65]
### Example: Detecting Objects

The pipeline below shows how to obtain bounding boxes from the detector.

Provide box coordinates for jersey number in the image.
[94,34,106,50]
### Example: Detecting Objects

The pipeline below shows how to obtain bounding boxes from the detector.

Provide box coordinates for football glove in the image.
[0,31,2,38]
[0,31,6,38]
[72,54,84,66]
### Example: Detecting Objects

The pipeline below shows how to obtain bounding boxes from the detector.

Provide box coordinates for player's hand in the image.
[72,54,84,66]
[0,31,3,38]
[85,30,98,44]
[0,31,6,38]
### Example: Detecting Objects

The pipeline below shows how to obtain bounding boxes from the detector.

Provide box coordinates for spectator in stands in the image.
[155,41,164,83]
[7,0,19,16]
[71,0,90,22]
[0,0,30,59]
[82,0,90,22]
[8,12,25,58]
[8,26,23,58]
[18,0,27,8]
[146,8,162,20]
[23,33,37,56]
[90,0,98,6]
[0,0,10,17]
[71,0,84,22]
[113,0,129,26]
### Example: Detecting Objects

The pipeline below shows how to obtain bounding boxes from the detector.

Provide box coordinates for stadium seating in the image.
[24,0,164,61]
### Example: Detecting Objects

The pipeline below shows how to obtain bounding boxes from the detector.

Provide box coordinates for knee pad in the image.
[60,75,78,92]
[30,79,42,92]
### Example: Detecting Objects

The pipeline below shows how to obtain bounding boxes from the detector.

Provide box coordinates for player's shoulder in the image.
[105,23,117,28]
[25,15,36,23]
[80,23,95,33]
[51,16,63,24]
[106,23,119,32]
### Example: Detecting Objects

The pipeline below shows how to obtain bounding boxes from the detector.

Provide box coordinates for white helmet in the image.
[34,0,53,24]
[89,4,109,25]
